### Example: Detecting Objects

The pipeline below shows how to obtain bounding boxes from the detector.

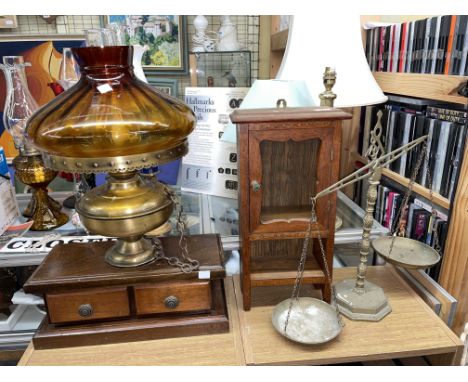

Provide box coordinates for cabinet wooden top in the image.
[24,234,225,294]
[230,107,352,124]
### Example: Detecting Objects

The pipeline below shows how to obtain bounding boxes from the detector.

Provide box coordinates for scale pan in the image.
[272,297,342,345]
[372,236,441,269]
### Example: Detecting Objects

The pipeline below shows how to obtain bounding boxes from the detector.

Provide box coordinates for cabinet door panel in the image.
[248,123,340,234]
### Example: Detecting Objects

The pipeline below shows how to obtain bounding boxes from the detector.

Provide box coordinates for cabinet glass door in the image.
[248,126,335,234]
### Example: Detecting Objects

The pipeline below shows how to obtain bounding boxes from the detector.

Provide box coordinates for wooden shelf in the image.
[351,152,451,210]
[373,72,468,105]
[270,29,288,51]
[250,254,325,287]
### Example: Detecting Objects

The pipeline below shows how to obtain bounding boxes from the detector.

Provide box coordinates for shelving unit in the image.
[361,19,468,336]
[266,15,468,335]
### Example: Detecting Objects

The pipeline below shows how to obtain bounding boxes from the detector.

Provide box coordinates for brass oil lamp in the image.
[26,46,196,267]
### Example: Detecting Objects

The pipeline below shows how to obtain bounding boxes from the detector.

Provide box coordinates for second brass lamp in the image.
[26,46,196,267]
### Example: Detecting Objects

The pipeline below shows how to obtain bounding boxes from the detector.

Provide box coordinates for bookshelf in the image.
[266,15,468,336]
[364,17,468,336]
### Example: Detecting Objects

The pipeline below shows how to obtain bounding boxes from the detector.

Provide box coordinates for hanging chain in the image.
[388,140,442,257]
[424,151,442,254]
[388,142,427,256]
[149,187,199,273]
[283,198,343,334]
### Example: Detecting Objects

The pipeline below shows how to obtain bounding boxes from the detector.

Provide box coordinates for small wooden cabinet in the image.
[231,107,352,310]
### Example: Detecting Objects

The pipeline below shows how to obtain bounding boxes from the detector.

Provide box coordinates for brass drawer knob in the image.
[78,304,93,317]
[251,180,261,192]
[164,295,179,309]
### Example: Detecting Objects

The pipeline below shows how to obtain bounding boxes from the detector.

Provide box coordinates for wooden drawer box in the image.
[46,287,130,324]
[134,281,211,315]
[24,235,229,348]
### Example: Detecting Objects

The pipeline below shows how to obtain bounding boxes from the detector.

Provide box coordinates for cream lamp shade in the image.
[276,14,387,107]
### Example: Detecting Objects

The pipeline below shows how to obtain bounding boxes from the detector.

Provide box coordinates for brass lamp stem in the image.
[319,67,337,107]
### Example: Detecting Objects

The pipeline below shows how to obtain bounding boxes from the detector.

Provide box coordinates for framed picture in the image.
[0,39,84,159]
[147,77,178,97]
[106,15,189,75]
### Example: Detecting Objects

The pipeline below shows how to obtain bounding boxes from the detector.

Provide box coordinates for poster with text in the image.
[181,87,248,199]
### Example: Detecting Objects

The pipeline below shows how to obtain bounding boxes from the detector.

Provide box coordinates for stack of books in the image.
[365,15,468,75]
[360,103,467,200]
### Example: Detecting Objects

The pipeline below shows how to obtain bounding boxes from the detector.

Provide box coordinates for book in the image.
[389,111,406,172]
[460,16,468,75]
[372,27,380,71]
[430,16,442,74]
[412,209,431,242]
[448,123,467,200]
[421,18,432,73]
[399,113,414,176]
[383,25,392,71]
[432,121,452,194]
[426,106,467,125]
[406,201,417,237]
[390,193,403,233]
[436,15,451,74]
[385,109,397,167]
[426,119,442,189]
[420,118,436,187]
[384,191,397,228]
[399,22,409,72]
[416,19,428,73]
[361,106,376,156]
[444,15,457,74]
[406,21,415,72]
[378,26,386,71]
[392,24,401,72]
[439,122,458,197]
[388,24,396,72]
[428,220,448,280]
[451,15,468,75]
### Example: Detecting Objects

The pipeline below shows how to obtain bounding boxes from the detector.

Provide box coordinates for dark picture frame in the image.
[147,77,178,97]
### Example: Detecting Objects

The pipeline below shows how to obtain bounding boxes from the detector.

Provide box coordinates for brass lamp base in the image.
[22,189,63,218]
[13,154,68,231]
[105,236,156,268]
[76,171,173,268]
[334,279,392,321]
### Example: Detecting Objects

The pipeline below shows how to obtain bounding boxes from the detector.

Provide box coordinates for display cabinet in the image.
[231,107,352,310]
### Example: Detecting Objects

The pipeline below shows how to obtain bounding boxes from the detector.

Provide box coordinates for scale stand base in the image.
[334,279,392,321]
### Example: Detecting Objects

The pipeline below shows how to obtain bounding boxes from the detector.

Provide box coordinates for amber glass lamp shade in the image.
[25,46,196,267]
[26,46,195,173]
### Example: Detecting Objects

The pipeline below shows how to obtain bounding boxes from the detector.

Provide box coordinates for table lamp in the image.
[25,45,196,267]
[232,14,390,321]
[222,14,386,143]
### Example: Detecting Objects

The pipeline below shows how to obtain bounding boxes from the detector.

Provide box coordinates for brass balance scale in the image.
[272,108,442,345]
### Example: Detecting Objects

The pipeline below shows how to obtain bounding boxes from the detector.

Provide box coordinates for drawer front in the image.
[46,287,130,324]
[134,281,211,315]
